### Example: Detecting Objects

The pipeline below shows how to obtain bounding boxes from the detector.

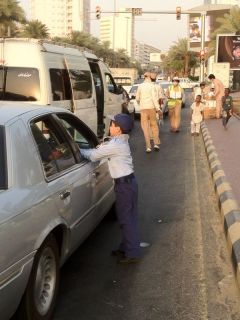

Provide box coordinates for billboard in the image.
[216,35,240,70]
[188,14,211,50]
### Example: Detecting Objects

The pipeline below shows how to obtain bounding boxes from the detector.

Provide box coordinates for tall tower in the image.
[29,0,90,38]
[100,8,134,57]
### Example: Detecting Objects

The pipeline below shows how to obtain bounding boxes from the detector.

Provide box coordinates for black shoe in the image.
[111,249,125,257]
[118,257,140,264]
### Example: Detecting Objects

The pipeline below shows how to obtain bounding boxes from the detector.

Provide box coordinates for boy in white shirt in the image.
[190,95,204,136]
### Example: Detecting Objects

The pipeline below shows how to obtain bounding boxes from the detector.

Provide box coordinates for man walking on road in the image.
[136,71,162,153]
[208,74,225,119]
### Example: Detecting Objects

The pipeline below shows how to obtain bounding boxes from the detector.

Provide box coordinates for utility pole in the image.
[112,0,116,51]
[200,12,206,82]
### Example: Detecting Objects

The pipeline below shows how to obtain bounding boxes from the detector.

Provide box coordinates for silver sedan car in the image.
[0,104,115,320]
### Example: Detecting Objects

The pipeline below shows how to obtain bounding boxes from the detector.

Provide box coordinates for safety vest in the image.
[169,85,182,99]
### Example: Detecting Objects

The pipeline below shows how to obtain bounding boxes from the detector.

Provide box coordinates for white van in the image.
[0,38,123,136]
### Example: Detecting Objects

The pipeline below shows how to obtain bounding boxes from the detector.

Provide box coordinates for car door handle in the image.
[59,190,71,200]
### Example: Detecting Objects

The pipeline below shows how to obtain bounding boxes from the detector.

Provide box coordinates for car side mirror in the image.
[117,85,123,94]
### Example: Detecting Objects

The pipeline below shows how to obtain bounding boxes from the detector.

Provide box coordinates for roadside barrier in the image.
[201,122,240,286]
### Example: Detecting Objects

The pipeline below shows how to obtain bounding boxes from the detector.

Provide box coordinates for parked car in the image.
[178,78,199,90]
[0,103,115,320]
[0,38,123,138]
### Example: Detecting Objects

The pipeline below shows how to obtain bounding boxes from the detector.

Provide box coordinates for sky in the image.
[19,0,204,51]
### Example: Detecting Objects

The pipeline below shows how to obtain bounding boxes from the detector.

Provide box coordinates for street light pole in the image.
[200,12,206,82]
[112,0,116,51]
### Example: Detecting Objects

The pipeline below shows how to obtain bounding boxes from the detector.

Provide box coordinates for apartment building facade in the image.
[29,0,90,38]
[99,8,134,57]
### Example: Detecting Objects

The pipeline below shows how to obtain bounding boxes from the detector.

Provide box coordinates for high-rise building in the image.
[204,0,239,4]
[100,8,134,57]
[134,40,162,67]
[29,0,90,38]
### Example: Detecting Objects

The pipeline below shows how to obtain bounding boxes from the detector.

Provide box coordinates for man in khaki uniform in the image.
[136,72,162,153]
[208,74,225,118]
[166,77,184,132]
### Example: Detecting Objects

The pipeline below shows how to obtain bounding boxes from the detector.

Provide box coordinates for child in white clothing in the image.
[190,95,204,136]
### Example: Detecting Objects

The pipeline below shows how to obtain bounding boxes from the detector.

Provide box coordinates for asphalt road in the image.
[53,93,240,320]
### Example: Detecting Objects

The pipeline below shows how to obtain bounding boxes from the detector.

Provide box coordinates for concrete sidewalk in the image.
[201,115,240,285]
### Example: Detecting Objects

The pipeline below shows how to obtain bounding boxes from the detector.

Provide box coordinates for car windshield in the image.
[0,126,7,189]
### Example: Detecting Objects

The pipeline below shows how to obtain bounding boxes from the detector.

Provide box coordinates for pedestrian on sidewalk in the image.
[81,113,140,264]
[166,77,184,133]
[136,71,162,153]
[222,88,233,129]
[190,94,204,136]
[208,74,225,118]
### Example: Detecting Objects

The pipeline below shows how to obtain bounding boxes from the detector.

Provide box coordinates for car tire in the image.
[17,234,60,320]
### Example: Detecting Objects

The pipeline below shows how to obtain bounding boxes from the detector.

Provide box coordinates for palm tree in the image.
[163,38,198,76]
[20,20,49,39]
[209,6,240,55]
[0,0,26,36]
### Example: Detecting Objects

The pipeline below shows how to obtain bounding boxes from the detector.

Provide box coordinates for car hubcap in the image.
[34,247,57,316]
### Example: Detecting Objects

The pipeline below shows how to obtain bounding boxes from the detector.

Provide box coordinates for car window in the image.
[129,86,138,94]
[0,126,7,189]
[31,117,76,178]
[54,113,99,160]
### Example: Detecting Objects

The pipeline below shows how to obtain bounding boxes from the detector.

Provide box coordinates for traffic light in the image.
[176,6,181,20]
[200,50,205,62]
[96,6,101,20]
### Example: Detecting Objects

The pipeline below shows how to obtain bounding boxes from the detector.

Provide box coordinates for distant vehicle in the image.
[128,82,169,119]
[0,103,115,320]
[178,78,199,90]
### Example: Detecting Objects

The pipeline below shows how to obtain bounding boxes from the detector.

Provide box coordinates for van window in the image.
[105,73,118,94]
[49,69,72,101]
[0,67,40,101]
[69,69,92,100]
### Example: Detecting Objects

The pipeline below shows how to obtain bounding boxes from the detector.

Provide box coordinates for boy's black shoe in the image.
[111,249,125,257]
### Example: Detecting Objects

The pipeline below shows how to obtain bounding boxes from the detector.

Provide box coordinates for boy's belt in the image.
[114,173,134,184]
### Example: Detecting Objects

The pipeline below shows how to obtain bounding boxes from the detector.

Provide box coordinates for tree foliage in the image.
[20,20,49,39]
[162,38,198,77]
[209,6,240,55]
[0,0,26,36]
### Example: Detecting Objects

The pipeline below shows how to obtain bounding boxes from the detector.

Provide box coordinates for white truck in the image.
[0,38,123,137]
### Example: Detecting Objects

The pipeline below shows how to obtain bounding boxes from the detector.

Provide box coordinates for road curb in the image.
[201,122,240,286]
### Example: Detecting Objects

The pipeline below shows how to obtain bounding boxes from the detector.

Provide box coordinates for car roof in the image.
[0,102,71,125]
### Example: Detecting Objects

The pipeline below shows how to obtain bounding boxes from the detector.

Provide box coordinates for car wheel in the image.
[17,234,60,320]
